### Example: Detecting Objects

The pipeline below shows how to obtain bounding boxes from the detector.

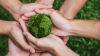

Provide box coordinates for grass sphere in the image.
[28,14,52,38]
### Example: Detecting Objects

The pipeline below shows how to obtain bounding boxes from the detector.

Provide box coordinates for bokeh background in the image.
[0,0,100,56]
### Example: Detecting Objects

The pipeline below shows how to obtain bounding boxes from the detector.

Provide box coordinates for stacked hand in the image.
[6,8,70,56]
[3,0,70,56]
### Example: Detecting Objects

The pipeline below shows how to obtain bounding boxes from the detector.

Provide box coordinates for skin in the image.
[0,0,52,55]
[59,0,88,19]
[24,0,88,44]
[35,8,100,40]
[18,0,88,55]
[0,0,52,21]
[6,39,30,56]
[0,0,88,56]
[0,20,34,56]
[20,19,79,56]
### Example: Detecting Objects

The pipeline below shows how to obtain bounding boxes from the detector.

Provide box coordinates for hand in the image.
[19,19,65,56]
[19,19,54,56]
[22,10,69,44]
[19,19,67,56]
[13,3,52,21]
[35,0,54,5]
[34,9,70,37]
[6,39,30,56]
[1,21,35,53]
[24,32,64,56]
[19,19,72,56]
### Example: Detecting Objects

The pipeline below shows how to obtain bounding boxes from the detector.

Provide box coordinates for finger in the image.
[60,36,69,44]
[35,4,52,9]
[21,16,30,21]
[24,32,37,44]
[35,9,53,16]
[40,52,53,56]
[24,12,36,18]
[19,19,28,32]
[10,28,35,53]
[30,53,41,56]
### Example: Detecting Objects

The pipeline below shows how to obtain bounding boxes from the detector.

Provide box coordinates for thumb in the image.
[35,9,53,16]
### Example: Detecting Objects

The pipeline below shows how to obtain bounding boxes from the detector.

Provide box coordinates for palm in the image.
[7,39,29,56]
[13,3,52,21]
[25,33,64,54]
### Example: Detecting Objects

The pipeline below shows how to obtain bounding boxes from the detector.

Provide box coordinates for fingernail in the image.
[30,49,35,53]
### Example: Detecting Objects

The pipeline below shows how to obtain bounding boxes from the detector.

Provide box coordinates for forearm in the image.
[68,20,100,40]
[53,44,79,56]
[0,0,22,16]
[35,0,54,5]
[59,0,88,19]
[0,20,10,35]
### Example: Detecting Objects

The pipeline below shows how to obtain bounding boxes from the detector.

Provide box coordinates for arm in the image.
[0,0,22,17]
[68,20,100,40]
[53,43,79,56]
[59,0,88,19]
[0,20,11,35]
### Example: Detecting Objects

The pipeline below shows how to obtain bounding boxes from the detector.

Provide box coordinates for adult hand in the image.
[19,19,65,56]
[19,19,54,56]
[34,9,70,37]
[1,21,35,53]
[6,39,30,56]
[0,0,52,22]
[19,19,78,56]
[14,3,52,22]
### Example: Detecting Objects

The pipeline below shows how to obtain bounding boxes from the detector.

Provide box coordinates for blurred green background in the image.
[0,0,100,56]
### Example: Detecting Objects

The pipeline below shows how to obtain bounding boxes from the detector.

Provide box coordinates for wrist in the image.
[0,0,23,16]
[35,0,54,5]
[66,20,76,36]
[53,43,79,56]
[52,43,66,56]
[0,20,11,36]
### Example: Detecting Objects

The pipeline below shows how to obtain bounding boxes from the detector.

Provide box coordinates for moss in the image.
[28,14,52,38]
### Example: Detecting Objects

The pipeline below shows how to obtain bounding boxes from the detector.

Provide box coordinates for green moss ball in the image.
[28,14,52,38]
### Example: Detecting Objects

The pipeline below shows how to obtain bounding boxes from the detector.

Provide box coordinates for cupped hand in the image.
[13,3,52,22]
[6,39,30,56]
[23,9,70,44]
[19,19,54,56]
[34,9,70,37]
[19,19,65,56]
[7,21,35,53]
[19,19,66,56]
